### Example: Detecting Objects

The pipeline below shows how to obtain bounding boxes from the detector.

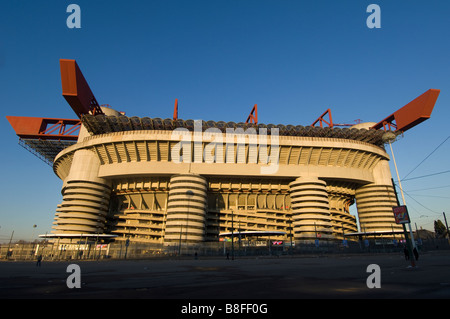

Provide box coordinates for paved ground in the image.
[1,250,450,300]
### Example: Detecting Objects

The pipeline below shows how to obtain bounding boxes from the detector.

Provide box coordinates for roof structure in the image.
[81,114,393,146]
[19,138,76,166]
[6,59,440,167]
[10,113,395,166]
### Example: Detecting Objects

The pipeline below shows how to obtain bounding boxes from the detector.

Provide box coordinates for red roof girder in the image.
[6,116,81,141]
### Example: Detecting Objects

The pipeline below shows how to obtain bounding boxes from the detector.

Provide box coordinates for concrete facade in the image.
[50,108,403,244]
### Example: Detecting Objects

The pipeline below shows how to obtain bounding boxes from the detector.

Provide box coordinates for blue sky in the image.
[1,0,449,242]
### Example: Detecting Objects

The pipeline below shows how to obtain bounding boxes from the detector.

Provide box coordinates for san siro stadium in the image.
[7,60,440,252]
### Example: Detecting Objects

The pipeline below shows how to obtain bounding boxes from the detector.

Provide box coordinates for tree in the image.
[434,220,447,238]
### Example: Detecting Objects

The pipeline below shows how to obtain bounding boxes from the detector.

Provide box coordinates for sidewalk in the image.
[1,250,450,299]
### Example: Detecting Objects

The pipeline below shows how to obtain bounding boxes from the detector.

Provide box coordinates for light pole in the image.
[229,210,236,260]
[6,230,14,259]
[178,224,183,256]
[385,133,416,267]
[185,190,194,255]
[388,140,416,250]
[238,220,241,256]
[443,212,449,240]
[31,224,37,243]
[288,219,293,255]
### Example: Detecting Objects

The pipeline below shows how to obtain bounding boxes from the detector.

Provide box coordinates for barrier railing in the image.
[0,238,448,262]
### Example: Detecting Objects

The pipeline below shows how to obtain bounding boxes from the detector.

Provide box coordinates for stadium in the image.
[7,59,440,251]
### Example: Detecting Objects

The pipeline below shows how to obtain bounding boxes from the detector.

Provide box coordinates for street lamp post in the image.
[6,230,14,259]
[185,190,194,255]
[386,136,416,267]
[443,212,449,240]
[178,224,183,256]
[238,220,241,256]
[388,141,416,250]
[31,224,37,243]
[288,219,293,255]
[231,210,234,260]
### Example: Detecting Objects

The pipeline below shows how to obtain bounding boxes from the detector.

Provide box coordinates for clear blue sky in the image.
[1,0,449,242]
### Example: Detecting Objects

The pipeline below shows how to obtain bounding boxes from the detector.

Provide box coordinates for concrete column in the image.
[53,107,119,238]
[164,174,208,244]
[54,149,112,234]
[329,195,358,239]
[355,159,403,233]
[289,176,332,242]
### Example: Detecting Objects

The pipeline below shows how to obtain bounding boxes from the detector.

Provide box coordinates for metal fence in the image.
[1,238,449,262]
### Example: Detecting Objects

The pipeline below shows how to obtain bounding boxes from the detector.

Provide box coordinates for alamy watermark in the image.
[66,264,81,289]
[366,264,381,288]
[66,4,81,29]
[170,120,280,175]
[66,4,381,30]
[366,4,381,29]
[63,263,381,291]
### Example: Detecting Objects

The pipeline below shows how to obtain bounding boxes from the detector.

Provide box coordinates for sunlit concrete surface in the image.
[46,106,404,245]
[1,250,450,299]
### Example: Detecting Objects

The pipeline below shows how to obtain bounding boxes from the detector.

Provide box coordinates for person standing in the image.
[413,247,419,261]
[403,246,409,260]
[36,254,42,267]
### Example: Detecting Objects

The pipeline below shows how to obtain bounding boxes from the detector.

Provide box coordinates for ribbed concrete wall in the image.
[54,149,111,235]
[49,115,404,243]
[164,174,208,244]
[355,184,400,232]
[289,177,332,241]
[355,159,403,233]
[55,180,111,233]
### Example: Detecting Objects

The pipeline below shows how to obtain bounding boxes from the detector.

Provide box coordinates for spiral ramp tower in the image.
[53,149,112,238]
[164,174,208,245]
[55,179,111,234]
[289,177,333,241]
[355,160,401,233]
[355,184,399,233]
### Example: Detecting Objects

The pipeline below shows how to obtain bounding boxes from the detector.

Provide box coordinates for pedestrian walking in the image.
[413,247,419,261]
[403,246,409,260]
[36,254,42,267]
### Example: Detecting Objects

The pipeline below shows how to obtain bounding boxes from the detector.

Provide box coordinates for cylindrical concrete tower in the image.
[355,159,403,233]
[289,176,332,242]
[53,106,119,236]
[54,149,112,234]
[164,174,208,244]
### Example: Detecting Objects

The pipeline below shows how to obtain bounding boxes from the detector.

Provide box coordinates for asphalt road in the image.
[1,250,450,300]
